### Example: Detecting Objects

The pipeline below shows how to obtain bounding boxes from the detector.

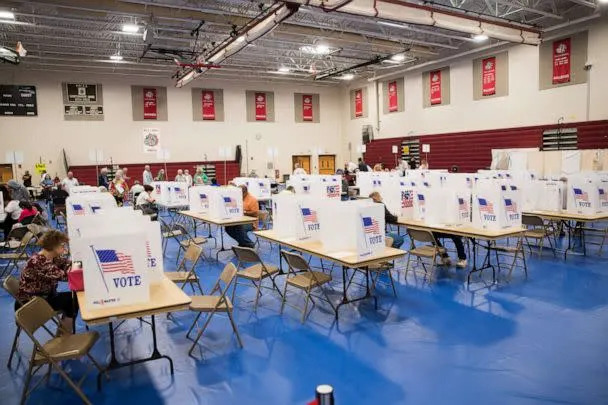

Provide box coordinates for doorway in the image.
[0,164,13,183]
[318,155,336,175]
[292,155,311,174]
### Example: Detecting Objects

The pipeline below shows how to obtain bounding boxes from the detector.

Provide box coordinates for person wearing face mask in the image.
[15,230,77,333]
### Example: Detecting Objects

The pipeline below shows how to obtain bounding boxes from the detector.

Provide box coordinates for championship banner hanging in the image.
[482,57,496,96]
[354,89,363,117]
[552,38,571,84]
[202,90,215,120]
[255,92,267,121]
[388,81,398,112]
[302,94,313,121]
[143,88,157,120]
[430,70,442,105]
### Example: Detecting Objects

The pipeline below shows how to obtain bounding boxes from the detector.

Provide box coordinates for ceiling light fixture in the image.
[109,54,123,61]
[391,53,406,62]
[340,73,355,81]
[0,11,15,20]
[378,20,403,29]
[235,36,245,43]
[473,34,489,42]
[300,44,333,55]
[122,24,140,33]
[277,66,290,73]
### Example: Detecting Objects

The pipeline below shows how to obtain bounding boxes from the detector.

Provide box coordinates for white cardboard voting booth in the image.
[288,175,342,199]
[272,194,322,241]
[472,180,522,230]
[70,185,100,194]
[189,185,214,213]
[232,177,272,200]
[151,181,189,206]
[208,186,243,220]
[66,193,117,219]
[566,176,605,214]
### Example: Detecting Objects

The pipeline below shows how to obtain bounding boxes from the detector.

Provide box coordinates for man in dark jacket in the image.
[98,167,109,189]
[358,157,369,172]
[369,192,404,248]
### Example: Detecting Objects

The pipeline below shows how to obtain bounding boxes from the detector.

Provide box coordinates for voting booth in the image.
[288,174,342,199]
[472,179,522,230]
[151,181,189,206]
[66,193,117,218]
[69,208,164,309]
[70,185,100,194]
[271,194,322,241]
[412,187,470,226]
[566,175,606,214]
[208,186,244,220]
[232,177,272,200]
[189,185,213,213]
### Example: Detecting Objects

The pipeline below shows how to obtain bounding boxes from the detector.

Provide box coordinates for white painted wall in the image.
[0,71,344,180]
[343,21,608,155]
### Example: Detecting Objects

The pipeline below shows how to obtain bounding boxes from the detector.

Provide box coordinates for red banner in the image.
[430,70,441,105]
[552,38,571,84]
[202,90,215,120]
[255,92,266,121]
[143,88,157,120]
[302,94,313,121]
[482,57,496,96]
[354,89,363,117]
[388,80,398,112]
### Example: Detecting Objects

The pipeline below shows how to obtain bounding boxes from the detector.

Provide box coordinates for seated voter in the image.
[16,230,76,334]
[292,163,307,176]
[136,184,156,207]
[433,233,467,268]
[17,201,38,222]
[2,191,22,240]
[368,192,404,248]
[225,185,258,249]
[130,180,145,199]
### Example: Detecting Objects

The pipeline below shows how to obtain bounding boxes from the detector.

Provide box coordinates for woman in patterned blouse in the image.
[16,230,76,333]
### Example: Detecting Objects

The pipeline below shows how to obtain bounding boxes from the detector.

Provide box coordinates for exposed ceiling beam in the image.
[564,0,598,9]
[494,0,564,19]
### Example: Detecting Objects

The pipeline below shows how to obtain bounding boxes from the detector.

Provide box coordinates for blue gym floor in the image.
[0,215,607,404]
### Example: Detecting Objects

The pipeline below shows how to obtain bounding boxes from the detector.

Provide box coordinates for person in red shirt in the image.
[17,201,38,222]
[16,230,76,333]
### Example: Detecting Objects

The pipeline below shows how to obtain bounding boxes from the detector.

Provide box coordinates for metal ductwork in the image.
[286,0,542,45]
[176,2,299,87]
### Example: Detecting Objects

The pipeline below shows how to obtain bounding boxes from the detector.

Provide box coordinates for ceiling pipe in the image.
[285,0,542,44]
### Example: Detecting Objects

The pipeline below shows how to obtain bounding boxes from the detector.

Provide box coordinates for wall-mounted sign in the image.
[482,57,496,96]
[0,85,37,116]
[354,89,363,117]
[388,81,398,112]
[302,94,313,122]
[202,90,215,120]
[430,70,442,105]
[143,128,161,153]
[62,83,103,120]
[255,92,267,121]
[552,37,571,84]
[143,88,158,120]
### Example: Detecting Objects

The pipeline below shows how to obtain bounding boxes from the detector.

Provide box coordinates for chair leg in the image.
[280,281,289,314]
[186,312,203,340]
[301,289,311,323]
[404,254,412,278]
[231,277,239,303]
[188,312,214,356]
[19,357,35,405]
[49,361,93,405]
[253,280,262,311]
[7,326,21,369]
[387,269,397,297]
[226,310,244,348]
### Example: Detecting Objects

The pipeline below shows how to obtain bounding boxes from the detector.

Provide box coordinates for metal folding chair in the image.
[404,228,444,279]
[231,246,282,311]
[165,243,205,294]
[0,232,35,279]
[522,215,556,257]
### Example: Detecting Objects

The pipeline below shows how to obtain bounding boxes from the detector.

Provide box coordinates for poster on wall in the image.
[354,89,363,117]
[482,57,496,96]
[388,81,398,112]
[302,94,313,121]
[0,85,37,116]
[202,90,216,120]
[143,128,161,153]
[552,38,571,84]
[430,70,442,105]
[63,83,103,120]
[255,92,267,121]
[143,88,158,120]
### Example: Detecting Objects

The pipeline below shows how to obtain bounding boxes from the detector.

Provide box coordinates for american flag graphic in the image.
[90,205,101,213]
[327,185,340,198]
[417,194,425,206]
[301,207,318,223]
[423,182,430,187]
[95,249,135,274]
[501,185,507,191]
[72,204,85,216]
[458,197,468,211]
[504,198,518,213]
[199,193,208,204]
[302,185,310,193]
[145,241,152,258]
[478,198,494,214]
[155,185,161,194]
[362,216,380,234]
[599,188,608,202]
[573,188,589,202]
[223,196,237,208]
[510,185,517,191]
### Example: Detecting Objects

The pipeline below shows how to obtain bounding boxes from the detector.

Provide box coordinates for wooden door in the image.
[292,155,311,174]
[318,155,336,175]
[0,164,13,183]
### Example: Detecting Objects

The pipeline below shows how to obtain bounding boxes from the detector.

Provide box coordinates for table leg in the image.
[336,265,377,318]
[214,227,231,261]
[467,238,495,284]
[96,315,174,391]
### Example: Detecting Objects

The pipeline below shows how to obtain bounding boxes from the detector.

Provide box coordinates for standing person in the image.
[7,179,30,202]
[142,165,153,185]
[16,230,77,334]
[225,185,258,248]
[409,158,417,170]
[174,169,186,182]
[358,157,369,172]
[122,167,131,186]
[420,159,429,170]
[60,171,79,193]
[184,169,193,186]
[193,167,209,185]
[22,170,32,187]
[155,168,166,181]
[109,171,129,206]
[369,192,404,248]
[373,163,383,172]
[293,163,307,176]
[98,167,109,189]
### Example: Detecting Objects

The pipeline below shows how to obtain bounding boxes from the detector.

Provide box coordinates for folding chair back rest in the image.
[20,232,35,248]
[281,250,309,272]
[2,276,20,302]
[232,246,261,264]
[15,297,55,336]
[522,215,544,227]
[219,262,238,286]
[183,243,203,262]
[385,236,393,247]
[258,211,270,229]
[407,229,436,244]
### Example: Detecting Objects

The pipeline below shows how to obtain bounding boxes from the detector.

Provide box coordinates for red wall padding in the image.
[364,120,608,173]
[69,160,240,186]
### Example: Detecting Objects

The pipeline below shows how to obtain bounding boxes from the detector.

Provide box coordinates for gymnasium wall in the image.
[0,71,344,181]
[342,19,608,162]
